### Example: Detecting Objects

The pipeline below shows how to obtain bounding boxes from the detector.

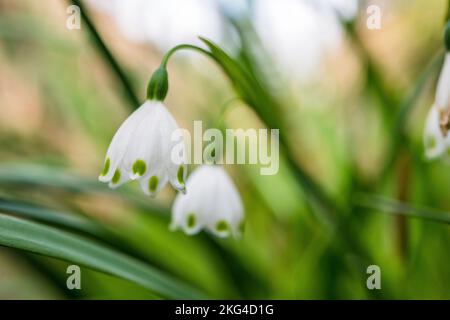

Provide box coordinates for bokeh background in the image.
[0,0,449,299]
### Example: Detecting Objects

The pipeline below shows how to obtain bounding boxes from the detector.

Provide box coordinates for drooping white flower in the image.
[99,100,187,195]
[424,53,450,159]
[170,165,244,238]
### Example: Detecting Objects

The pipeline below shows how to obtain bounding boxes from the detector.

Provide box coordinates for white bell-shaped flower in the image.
[170,165,244,238]
[424,53,450,159]
[99,100,187,195]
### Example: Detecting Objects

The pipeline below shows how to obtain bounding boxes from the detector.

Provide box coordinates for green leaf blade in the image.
[0,213,207,299]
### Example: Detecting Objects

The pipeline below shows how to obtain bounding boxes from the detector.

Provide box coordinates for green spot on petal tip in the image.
[187,213,196,228]
[177,165,185,185]
[149,176,159,193]
[132,159,147,176]
[215,220,229,232]
[111,169,121,184]
[101,158,110,176]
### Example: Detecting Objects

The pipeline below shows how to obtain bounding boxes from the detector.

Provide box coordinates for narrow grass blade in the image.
[0,197,106,236]
[355,193,450,224]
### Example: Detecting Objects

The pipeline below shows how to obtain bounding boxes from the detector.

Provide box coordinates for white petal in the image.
[205,167,244,238]
[107,163,131,189]
[168,163,187,193]
[99,102,151,182]
[139,166,169,196]
[435,53,450,111]
[156,103,187,190]
[170,193,204,235]
[166,132,188,192]
[170,166,216,234]
[122,102,162,180]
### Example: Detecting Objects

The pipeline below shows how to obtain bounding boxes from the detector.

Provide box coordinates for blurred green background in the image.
[0,0,449,299]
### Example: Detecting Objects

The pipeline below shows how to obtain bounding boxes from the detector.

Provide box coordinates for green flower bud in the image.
[147,66,168,101]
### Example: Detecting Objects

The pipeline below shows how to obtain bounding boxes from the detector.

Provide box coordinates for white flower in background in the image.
[99,100,187,195]
[87,0,223,50]
[171,165,244,238]
[253,0,358,81]
[424,53,450,159]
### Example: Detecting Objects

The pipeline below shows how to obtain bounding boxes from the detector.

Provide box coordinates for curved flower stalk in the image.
[170,165,244,238]
[424,25,450,159]
[99,68,187,195]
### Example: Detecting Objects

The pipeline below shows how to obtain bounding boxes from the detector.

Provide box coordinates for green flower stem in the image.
[147,44,215,101]
[71,0,140,109]
[160,44,215,68]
